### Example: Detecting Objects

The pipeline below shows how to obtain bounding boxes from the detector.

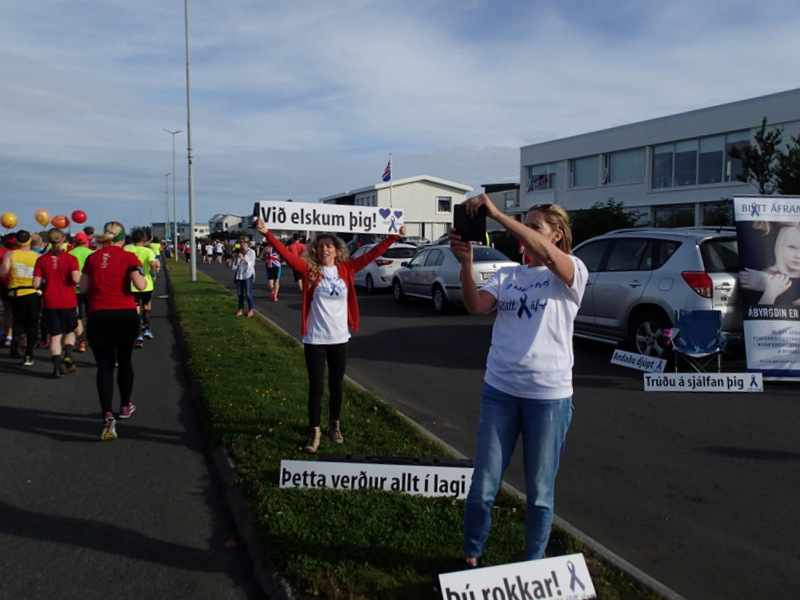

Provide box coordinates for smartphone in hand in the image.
[453,204,487,242]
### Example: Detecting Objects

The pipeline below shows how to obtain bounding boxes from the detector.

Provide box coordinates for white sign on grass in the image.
[279,459,473,499]
[643,372,763,392]
[254,201,404,235]
[437,553,596,600]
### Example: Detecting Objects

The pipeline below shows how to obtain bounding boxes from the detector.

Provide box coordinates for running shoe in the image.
[235,310,243,317]
[38,337,51,349]
[142,329,154,340]
[134,336,144,349]
[101,414,117,441]
[63,356,77,373]
[269,291,275,301]
[22,356,34,367]
[119,403,136,419]
[1,337,10,348]
[52,368,65,379]
[247,310,254,318]
[75,341,87,353]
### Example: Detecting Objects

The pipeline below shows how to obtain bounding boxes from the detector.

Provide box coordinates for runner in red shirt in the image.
[80,222,147,441]
[33,229,81,378]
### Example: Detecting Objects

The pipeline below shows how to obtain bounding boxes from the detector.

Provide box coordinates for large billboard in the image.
[734,195,800,378]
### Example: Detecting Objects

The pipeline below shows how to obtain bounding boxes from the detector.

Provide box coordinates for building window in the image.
[675,140,698,186]
[702,200,734,226]
[570,156,598,188]
[607,148,645,184]
[652,144,674,188]
[355,194,377,207]
[504,191,516,209]
[527,164,556,192]
[653,204,695,227]
[725,130,749,182]
[436,196,452,214]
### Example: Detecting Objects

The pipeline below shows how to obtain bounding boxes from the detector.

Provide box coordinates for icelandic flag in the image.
[381,160,391,182]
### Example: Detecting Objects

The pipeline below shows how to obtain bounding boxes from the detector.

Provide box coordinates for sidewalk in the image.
[0,274,266,600]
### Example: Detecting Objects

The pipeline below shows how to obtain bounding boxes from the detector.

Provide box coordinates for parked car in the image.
[392,245,518,313]
[399,236,430,248]
[571,226,741,357]
[352,242,419,294]
[345,233,381,255]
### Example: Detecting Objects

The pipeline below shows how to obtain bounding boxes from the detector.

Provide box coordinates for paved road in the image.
[0,274,264,600]
[202,261,800,600]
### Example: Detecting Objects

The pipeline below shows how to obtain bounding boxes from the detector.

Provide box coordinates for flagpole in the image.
[388,152,393,208]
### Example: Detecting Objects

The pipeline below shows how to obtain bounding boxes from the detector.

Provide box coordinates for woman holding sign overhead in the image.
[448,195,588,567]
[256,218,405,454]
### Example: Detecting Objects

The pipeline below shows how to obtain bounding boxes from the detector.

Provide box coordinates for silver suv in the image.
[572,227,741,357]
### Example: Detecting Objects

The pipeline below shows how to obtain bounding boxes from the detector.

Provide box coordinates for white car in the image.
[392,245,518,313]
[352,242,419,294]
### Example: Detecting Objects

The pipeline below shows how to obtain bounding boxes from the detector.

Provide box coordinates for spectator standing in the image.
[232,238,256,317]
[448,196,588,567]
[256,219,405,454]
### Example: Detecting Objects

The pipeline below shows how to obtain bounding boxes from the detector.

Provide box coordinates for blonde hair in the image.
[526,204,573,254]
[772,225,800,275]
[46,228,65,255]
[304,233,349,285]
[94,221,125,245]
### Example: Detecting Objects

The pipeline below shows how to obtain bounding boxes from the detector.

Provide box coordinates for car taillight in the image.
[681,271,713,298]
[376,259,392,266]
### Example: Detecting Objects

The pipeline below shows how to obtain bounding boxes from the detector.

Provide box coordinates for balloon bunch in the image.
[0,209,89,231]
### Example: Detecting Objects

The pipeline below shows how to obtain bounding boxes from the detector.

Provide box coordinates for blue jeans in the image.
[236,275,254,311]
[463,383,573,561]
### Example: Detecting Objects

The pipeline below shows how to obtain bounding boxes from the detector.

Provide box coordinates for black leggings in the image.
[11,294,41,353]
[303,342,348,428]
[87,309,140,416]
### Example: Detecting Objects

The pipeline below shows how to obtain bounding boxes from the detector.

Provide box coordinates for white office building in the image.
[518,88,800,226]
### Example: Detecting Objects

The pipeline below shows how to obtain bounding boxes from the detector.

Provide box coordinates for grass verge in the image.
[169,261,663,600]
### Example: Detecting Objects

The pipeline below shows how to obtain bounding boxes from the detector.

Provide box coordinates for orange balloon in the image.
[35,209,50,226]
[51,214,70,229]
[1,213,18,229]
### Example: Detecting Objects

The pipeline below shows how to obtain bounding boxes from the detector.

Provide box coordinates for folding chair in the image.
[664,309,730,373]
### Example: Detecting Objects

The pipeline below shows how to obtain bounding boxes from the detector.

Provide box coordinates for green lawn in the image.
[169,262,662,600]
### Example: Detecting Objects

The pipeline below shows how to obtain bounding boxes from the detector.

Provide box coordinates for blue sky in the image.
[2,0,800,234]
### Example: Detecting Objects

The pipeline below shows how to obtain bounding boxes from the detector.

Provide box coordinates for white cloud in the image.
[1,0,800,231]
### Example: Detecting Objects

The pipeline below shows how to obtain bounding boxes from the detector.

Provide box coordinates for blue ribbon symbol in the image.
[329,283,341,297]
[517,294,532,319]
[567,561,586,592]
[388,216,398,233]
[750,375,759,388]
[750,203,760,217]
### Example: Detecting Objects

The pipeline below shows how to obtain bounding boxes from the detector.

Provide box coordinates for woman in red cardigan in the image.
[256,218,405,453]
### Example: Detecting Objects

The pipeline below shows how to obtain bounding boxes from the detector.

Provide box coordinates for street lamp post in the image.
[162,172,171,242]
[164,128,183,260]
[184,0,197,281]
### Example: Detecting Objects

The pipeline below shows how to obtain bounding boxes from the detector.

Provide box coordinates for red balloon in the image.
[51,214,70,229]
[71,210,87,224]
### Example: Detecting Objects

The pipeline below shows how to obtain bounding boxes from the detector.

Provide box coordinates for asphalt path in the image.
[0,274,264,600]
[201,261,800,600]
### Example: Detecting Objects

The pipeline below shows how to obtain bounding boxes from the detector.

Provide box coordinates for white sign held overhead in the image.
[437,553,596,600]
[253,201,404,235]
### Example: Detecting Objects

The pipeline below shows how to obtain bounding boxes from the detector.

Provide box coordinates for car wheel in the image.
[629,310,670,358]
[365,275,376,295]
[392,280,407,303]
[432,285,449,314]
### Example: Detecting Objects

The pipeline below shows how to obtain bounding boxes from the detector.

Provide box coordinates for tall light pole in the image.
[162,172,171,241]
[184,0,197,281]
[164,128,183,260]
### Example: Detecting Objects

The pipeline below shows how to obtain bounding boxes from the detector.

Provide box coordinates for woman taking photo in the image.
[255,218,405,454]
[448,195,587,567]
[80,222,147,441]
[232,237,256,317]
